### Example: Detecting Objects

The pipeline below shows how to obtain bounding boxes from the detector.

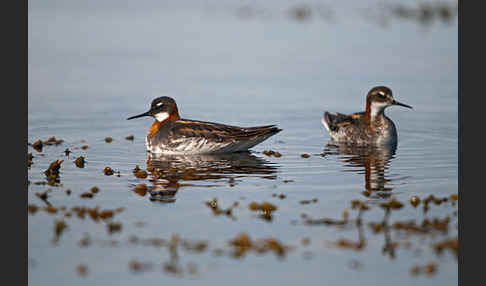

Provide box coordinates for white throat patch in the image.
[370,101,388,117]
[154,112,169,122]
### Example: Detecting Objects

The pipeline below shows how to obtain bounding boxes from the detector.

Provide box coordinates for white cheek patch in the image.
[154,112,169,122]
[370,102,388,117]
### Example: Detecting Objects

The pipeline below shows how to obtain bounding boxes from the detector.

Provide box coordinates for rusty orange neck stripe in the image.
[364,101,371,124]
[147,112,180,139]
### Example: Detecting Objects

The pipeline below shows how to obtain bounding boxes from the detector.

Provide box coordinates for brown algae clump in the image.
[300,198,318,205]
[301,153,311,158]
[74,156,85,168]
[409,262,438,276]
[380,197,404,211]
[204,198,234,218]
[80,192,94,199]
[28,204,38,214]
[81,145,89,150]
[32,140,43,152]
[64,148,71,156]
[100,210,114,220]
[44,205,59,214]
[410,196,421,207]
[125,135,135,141]
[248,201,278,221]
[104,166,115,176]
[228,233,289,258]
[335,238,365,250]
[434,237,458,257]
[53,220,68,243]
[104,137,113,143]
[90,186,99,193]
[35,189,52,201]
[44,136,64,146]
[107,222,122,235]
[129,260,153,273]
[229,233,253,257]
[44,160,63,181]
[28,153,33,168]
[77,264,88,277]
[263,150,282,157]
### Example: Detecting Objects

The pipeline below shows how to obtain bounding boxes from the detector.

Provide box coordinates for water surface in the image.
[28,1,458,285]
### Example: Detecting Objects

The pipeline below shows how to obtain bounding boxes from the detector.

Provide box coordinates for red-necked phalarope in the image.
[127,96,282,154]
[321,86,412,146]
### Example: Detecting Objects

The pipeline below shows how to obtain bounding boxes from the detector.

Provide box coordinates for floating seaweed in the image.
[204,198,235,219]
[44,160,63,183]
[299,198,318,205]
[74,156,85,168]
[53,219,68,243]
[107,222,122,235]
[228,233,289,258]
[44,136,64,146]
[410,196,421,207]
[263,150,282,157]
[76,264,88,277]
[80,192,94,199]
[410,261,438,276]
[248,201,278,221]
[28,204,38,214]
[32,140,43,152]
[104,166,115,176]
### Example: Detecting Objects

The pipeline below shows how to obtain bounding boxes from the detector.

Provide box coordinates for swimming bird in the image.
[321,86,412,146]
[127,96,282,154]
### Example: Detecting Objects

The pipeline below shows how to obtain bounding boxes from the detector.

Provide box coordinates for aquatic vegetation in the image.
[263,150,282,157]
[299,198,318,205]
[104,166,115,176]
[80,192,94,199]
[248,201,278,221]
[74,156,85,168]
[204,198,235,219]
[44,160,63,182]
[32,140,43,152]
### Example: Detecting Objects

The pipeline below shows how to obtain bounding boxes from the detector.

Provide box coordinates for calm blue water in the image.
[28,1,458,285]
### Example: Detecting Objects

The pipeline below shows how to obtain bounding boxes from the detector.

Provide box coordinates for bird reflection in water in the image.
[143,152,279,203]
[322,142,397,198]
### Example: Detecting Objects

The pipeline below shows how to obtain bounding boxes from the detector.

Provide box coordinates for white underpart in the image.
[370,102,388,117]
[321,114,330,132]
[154,112,169,122]
[147,133,275,155]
